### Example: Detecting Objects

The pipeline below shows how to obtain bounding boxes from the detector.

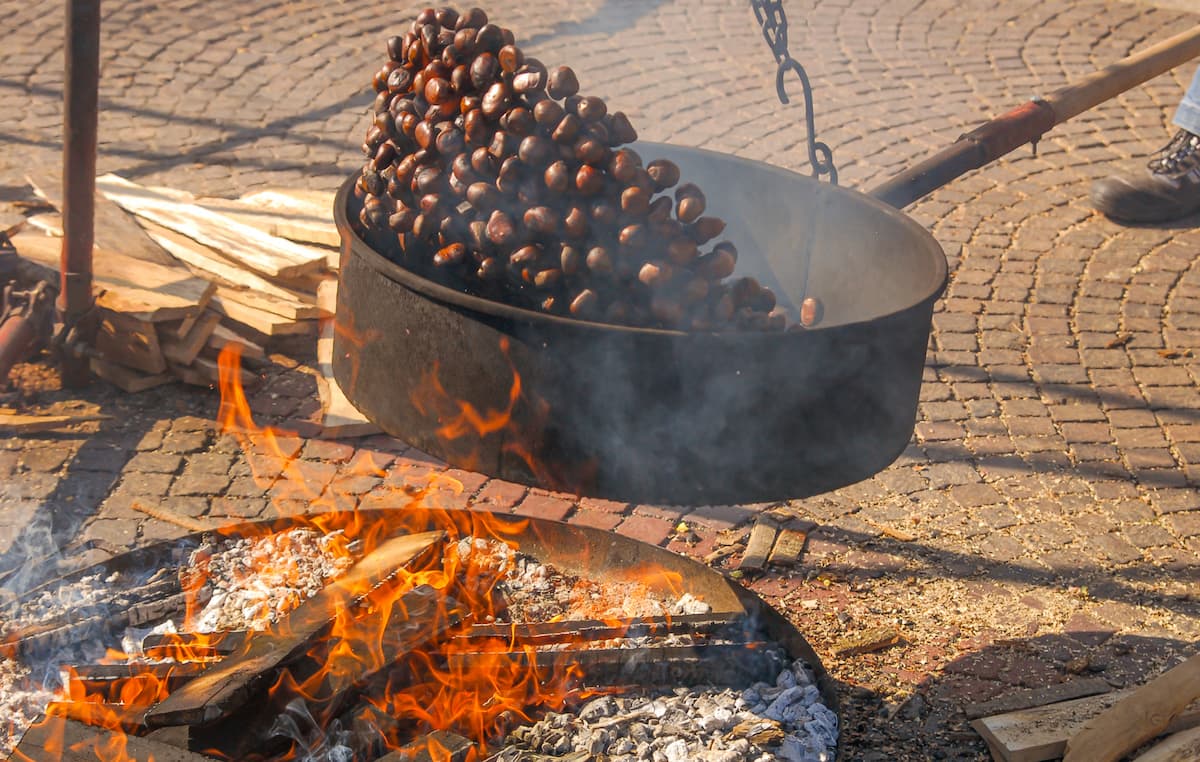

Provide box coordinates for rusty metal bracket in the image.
[0,280,58,381]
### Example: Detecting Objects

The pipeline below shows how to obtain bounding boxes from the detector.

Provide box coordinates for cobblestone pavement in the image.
[4,0,1200,758]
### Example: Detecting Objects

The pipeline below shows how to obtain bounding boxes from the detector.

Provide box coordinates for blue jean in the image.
[1173,66,1200,135]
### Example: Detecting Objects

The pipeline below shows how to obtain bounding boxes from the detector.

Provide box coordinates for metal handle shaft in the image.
[869,24,1200,209]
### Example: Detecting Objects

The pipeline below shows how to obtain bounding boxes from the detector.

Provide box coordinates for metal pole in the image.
[60,0,100,387]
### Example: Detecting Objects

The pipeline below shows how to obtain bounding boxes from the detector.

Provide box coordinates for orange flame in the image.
[410,337,597,494]
[35,343,692,760]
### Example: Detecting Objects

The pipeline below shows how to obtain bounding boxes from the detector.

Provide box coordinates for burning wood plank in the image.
[141,631,246,660]
[12,715,217,761]
[67,661,209,690]
[187,584,462,760]
[457,612,751,647]
[447,642,784,690]
[145,531,446,728]
[378,730,475,762]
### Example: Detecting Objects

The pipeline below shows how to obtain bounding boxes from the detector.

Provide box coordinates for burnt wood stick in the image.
[377,730,475,762]
[141,631,246,659]
[68,661,210,689]
[42,701,153,736]
[186,585,461,760]
[13,715,217,761]
[457,612,752,646]
[446,642,785,690]
[145,531,446,728]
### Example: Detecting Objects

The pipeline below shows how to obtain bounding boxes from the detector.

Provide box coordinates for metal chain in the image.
[750,0,838,185]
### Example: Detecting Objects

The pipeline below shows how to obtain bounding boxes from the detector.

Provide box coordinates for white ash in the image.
[186,528,355,633]
[0,657,56,758]
[0,567,159,638]
[452,538,712,623]
[497,659,837,762]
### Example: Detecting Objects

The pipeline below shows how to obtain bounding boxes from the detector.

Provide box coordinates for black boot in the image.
[1091,129,1200,223]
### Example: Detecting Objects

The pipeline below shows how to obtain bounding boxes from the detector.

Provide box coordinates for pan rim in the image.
[335,141,949,338]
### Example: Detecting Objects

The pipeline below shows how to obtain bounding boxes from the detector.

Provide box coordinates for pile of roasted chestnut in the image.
[357,7,786,331]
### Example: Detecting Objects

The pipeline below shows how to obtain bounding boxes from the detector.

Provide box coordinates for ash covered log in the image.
[5,575,207,660]
[457,612,752,647]
[447,642,785,690]
[145,531,445,728]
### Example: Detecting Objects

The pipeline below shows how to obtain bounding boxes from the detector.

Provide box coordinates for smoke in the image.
[269,698,356,762]
[340,141,944,507]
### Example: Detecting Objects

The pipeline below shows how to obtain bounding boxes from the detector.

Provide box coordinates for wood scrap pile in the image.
[5,170,340,395]
[972,652,1200,761]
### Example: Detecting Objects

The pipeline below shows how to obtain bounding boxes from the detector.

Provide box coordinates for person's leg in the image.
[1091,65,1200,224]
[1171,66,1200,136]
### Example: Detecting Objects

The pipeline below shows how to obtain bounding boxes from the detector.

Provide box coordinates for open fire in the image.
[0,347,837,761]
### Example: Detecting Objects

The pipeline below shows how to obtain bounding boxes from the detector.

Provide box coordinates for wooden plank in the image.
[209,292,316,337]
[173,278,217,338]
[216,285,323,321]
[160,311,222,366]
[25,165,177,266]
[972,691,1200,762]
[767,527,808,567]
[95,308,167,374]
[143,221,321,307]
[315,279,381,438]
[1064,653,1200,762]
[738,517,779,572]
[12,715,216,761]
[194,190,339,247]
[144,530,446,728]
[25,212,63,237]
[1133,725,1200,761]
[93,286,201,324]
[964,678,1113,720]
[0,412,111,433]
[90,357,175,393]
[206,322,265,361]
[13,231,215,322]
[96,174,326,280]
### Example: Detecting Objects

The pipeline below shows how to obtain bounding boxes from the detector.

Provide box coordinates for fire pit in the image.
[2,508,840,761]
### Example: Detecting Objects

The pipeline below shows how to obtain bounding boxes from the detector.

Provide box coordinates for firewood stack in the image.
[3,167,371,436]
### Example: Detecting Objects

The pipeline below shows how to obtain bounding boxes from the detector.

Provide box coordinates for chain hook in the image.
[750,0,838,185]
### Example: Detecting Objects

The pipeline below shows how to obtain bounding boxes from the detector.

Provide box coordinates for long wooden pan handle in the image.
[869,24,1200,209]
